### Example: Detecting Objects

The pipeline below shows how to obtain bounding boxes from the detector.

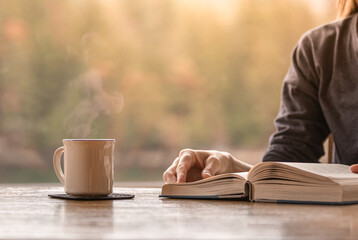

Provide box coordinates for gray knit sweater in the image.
[262,13,358,165]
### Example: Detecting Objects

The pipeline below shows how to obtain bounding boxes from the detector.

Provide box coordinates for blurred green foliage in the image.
[0,0,334,182]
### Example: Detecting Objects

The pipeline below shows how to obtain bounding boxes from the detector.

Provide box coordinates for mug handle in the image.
[53,146,65,183]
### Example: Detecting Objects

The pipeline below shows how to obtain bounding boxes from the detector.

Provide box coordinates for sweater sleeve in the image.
[262,34,330,163]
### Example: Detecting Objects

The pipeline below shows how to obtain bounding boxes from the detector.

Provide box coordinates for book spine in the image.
[246,181,253,201]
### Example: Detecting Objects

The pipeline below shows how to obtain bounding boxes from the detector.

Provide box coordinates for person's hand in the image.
[163,149,252,184]
[351,164,358,173]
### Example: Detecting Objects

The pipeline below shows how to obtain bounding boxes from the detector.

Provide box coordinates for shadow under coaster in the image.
[48,193,135,201]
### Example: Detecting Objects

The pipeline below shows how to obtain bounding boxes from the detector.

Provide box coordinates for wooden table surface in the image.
[1,184,358,240]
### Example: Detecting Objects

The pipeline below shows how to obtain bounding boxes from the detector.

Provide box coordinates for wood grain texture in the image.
[0,184,358,239]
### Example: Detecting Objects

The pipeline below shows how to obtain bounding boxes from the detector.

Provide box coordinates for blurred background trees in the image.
[0,0,335,182]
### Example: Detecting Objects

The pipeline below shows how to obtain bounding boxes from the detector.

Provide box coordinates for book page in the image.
[164,172,248,187]
[278,162,358,180]
[161,173,248,198]
[234,172,248,180]
[248,162,358,203]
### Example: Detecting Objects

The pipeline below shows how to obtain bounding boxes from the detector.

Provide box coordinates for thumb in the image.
[201,156,220,179]
[351,164,358,173]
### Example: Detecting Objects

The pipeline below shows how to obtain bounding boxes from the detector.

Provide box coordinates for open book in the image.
[160,162,358,204]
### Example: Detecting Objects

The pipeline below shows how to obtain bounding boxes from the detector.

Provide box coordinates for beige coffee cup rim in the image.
[63,139,115,142]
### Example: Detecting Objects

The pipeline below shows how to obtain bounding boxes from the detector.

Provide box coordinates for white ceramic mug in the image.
[53,139,115,196]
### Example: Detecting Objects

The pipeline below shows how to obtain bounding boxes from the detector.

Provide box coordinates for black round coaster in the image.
[48,193,135,201]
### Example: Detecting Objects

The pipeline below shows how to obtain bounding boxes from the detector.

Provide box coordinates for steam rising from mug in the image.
[64,70,124,138]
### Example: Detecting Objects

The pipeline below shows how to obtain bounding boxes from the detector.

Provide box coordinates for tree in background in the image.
[0,0,334,182]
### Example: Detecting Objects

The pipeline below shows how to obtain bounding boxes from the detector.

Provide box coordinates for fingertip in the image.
[351,164,358,173]
[163,171,177,184]
[201,170,212,179]
[177,173,186,183]
[167,175,177,184]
